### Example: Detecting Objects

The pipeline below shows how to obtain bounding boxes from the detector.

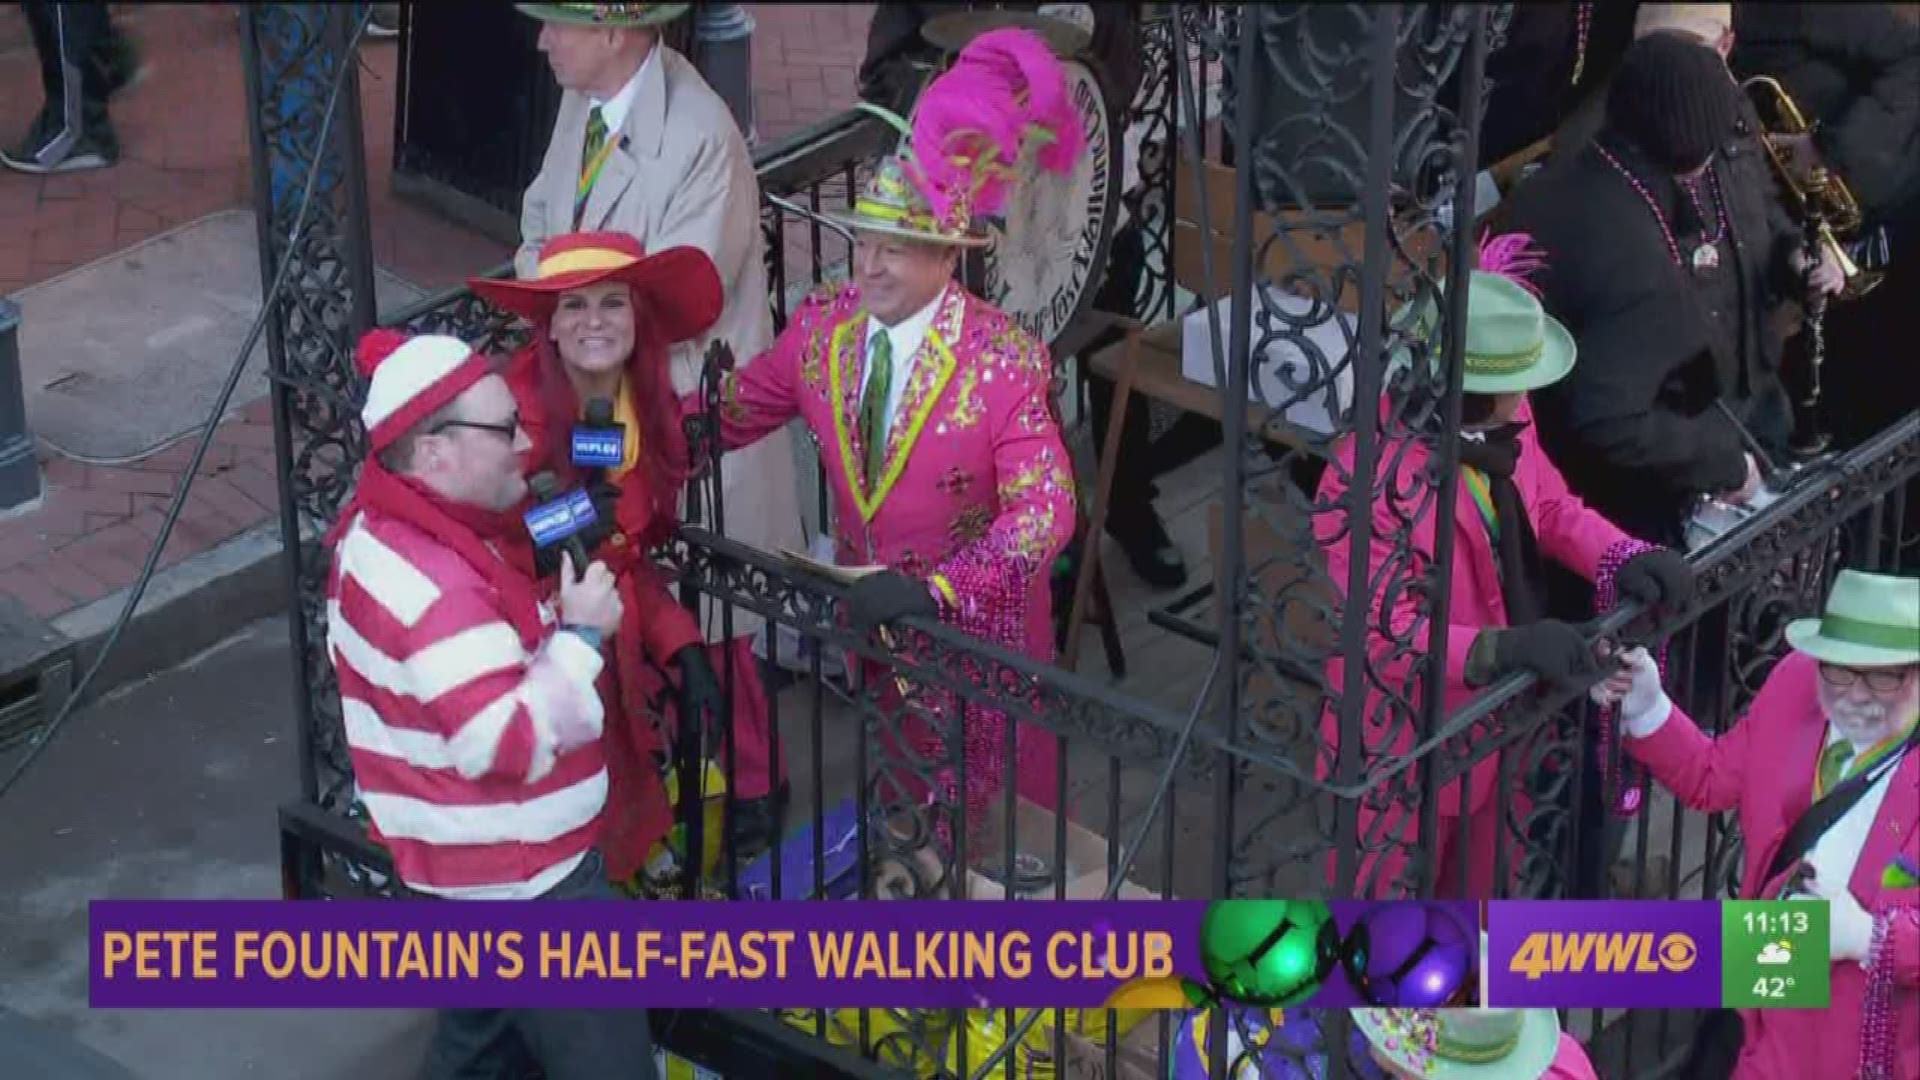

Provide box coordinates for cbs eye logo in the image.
[1659,933,1697,969]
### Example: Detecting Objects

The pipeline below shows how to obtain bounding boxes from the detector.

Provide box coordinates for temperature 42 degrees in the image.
[1721,901,1830,1009]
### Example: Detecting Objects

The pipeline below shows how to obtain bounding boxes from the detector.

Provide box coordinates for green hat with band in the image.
[1398,271,1578,396]
[515,3,688,28]
[1352,1007,1563,1079]
[1785,569,1920,668]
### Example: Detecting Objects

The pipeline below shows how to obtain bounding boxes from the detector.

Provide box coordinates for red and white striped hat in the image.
[354,328,493,454]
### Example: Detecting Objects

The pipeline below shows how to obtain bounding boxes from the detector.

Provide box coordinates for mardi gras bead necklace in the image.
[1570,3,1593,86]
[1679,167,1730,270]
[1595,143,1725,273]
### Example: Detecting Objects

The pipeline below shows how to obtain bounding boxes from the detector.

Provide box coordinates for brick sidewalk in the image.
[0,3,867,622]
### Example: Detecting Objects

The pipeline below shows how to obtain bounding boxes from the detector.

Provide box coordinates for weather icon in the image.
[1756,941,1793,966]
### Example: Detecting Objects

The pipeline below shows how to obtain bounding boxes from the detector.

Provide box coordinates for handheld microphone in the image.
[571,397,626,471]
[525,471,598,582]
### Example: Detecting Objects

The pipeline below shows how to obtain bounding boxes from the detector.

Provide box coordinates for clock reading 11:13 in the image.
[1741,908,1812,936]
[1721,900,1829,1010]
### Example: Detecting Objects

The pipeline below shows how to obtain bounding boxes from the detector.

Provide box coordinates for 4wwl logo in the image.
[1506,931,1697,981]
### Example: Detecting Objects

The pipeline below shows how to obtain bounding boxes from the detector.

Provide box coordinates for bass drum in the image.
[978,54,1122,353]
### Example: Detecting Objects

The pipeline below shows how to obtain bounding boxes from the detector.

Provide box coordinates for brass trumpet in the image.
[1743,75,1883,301]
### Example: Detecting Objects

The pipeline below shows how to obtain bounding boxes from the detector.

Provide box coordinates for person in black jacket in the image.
[1497,33,1845,548]
[1732,3,1920,228]
[1731,4,1920,572]
[1459,1,1640,180]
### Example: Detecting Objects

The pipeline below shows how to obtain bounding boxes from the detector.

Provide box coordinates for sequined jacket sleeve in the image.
[929,330,1076,635]
[702,291,833,453]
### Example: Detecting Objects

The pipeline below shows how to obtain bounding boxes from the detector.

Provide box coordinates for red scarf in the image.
[327,462,548,649]
[529,332,687,547]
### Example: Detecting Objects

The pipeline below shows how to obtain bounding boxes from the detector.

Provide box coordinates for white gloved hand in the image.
[1806,874,1876,965]
[1591,646,1671,737]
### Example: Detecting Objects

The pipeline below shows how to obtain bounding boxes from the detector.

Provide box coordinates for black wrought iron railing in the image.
[245,5,1919,1080]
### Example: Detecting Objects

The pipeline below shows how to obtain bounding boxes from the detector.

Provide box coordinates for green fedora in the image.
[1398,271,1578,396]
[1784,569,1920,667]
[514,3,689,28]
[1352,1007,1563,1079]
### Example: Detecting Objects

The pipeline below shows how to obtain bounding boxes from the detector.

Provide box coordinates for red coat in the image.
[1627,652,1920,1080]
[504,345,702,882]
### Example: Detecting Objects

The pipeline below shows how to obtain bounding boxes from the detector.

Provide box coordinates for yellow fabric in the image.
[538,247,637,278]
[599,377,643,481]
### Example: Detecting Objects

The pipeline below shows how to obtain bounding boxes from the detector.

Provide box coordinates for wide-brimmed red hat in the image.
[470,232,722,344]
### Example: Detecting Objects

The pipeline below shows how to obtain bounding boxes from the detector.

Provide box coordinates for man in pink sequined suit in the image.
[688,29,1082,844]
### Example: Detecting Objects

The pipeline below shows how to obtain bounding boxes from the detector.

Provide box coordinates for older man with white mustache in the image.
[1595,567,1919,1080]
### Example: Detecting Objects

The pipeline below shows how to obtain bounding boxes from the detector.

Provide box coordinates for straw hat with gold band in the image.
[468,231,722,345]
[829,28,1087,250]
[514,2,689,28]
[829,106,994,249]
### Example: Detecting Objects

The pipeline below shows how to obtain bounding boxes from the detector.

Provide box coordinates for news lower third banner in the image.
[1484,900,1830,1010]
[90,899,1829,1011]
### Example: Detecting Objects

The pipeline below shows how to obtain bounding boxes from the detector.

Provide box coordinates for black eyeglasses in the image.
[432,412,519,440]
[1818,663,1913,692]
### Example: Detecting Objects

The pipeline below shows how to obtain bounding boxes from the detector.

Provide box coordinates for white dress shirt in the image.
[590,44,658,136]
[1625,699,1899,914]
[862,287,945,441]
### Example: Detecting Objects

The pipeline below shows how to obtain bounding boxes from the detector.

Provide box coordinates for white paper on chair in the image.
[1179,286,1356,437]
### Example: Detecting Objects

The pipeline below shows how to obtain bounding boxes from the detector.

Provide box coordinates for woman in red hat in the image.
[471,231,742,892]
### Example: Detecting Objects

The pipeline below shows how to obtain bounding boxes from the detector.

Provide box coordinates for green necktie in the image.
[575,106,608,227]
[858,333,893,485]
[1816,738,1854,794]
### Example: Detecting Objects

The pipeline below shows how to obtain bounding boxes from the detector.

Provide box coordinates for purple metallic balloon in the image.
[1341,902,1474,1008]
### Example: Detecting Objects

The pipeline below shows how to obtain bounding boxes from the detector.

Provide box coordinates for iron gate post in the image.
[0,299,39,511]
[239,4,379,881]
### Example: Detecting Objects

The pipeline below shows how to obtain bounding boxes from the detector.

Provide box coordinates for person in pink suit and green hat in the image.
[691,28,1082,850]
[1594,567,1920,1080]
[1354,1008,1599,1079]
[1316,251,1697,899]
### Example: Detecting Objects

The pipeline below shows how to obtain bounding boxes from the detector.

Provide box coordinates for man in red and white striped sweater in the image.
[325,328,658,1079]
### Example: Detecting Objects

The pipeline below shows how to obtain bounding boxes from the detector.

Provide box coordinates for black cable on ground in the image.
[0,9,372,807]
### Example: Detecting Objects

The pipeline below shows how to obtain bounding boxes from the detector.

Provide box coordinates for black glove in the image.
[671,644,725,749]
[1616,548,1693,609]
[1487,619,1599,691]
[842,571,938,633]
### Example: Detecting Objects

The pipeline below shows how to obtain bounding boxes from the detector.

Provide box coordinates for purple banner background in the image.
[1485,901,1723,1008]
[91,899,1481,1011]
[93,900,1210,1010]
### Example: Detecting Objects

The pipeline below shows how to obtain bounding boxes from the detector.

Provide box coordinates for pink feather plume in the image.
[905,28,1085,222]
[1477,230,1547,295]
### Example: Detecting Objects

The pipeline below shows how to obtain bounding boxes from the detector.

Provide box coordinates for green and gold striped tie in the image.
[858,333,892,485]
[1816,738,1854,796]
[574,106,609,228]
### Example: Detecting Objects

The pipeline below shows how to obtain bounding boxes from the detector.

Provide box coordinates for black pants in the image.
[417,851,658,1080]
[1083,221,1166,537]
[22,3,118,137]
[1819,215,1920,573]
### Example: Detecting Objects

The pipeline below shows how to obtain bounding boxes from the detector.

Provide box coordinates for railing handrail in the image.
[1407,411,1920,782]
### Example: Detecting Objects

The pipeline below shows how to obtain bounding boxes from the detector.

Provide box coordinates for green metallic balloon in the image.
[1198,899,1339,1007]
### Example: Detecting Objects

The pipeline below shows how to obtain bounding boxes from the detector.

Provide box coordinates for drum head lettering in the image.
[982,58,1119,350]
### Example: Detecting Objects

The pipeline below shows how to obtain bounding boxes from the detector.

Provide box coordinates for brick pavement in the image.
[0,3,868,622]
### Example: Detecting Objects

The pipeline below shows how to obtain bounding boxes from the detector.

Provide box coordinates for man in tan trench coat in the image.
[516,1,803,848]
